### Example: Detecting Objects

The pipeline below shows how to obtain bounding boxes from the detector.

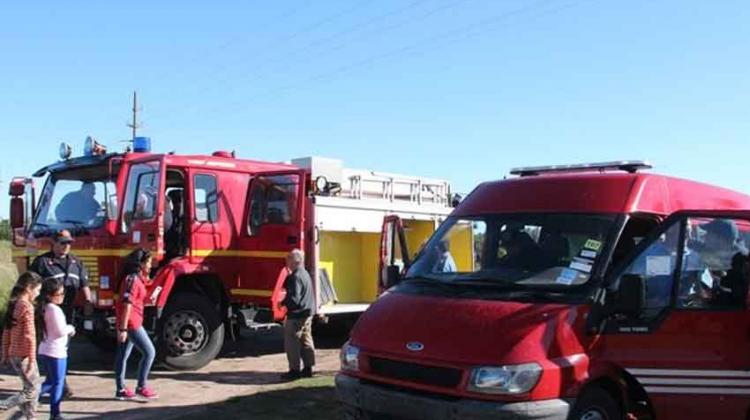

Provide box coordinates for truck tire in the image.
[158,293,225,371]
[569,387,623,420]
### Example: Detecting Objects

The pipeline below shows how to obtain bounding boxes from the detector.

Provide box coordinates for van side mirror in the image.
[384,265,402,289]
[614,274,646,317]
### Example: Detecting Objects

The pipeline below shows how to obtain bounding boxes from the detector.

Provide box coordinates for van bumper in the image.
[336,374,571,420]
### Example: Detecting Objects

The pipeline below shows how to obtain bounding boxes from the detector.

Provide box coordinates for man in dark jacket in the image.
[281,249,316,380]
[29,229,94,398]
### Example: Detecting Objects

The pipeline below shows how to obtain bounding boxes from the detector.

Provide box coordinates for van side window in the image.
[194,174,219,223]
[247,174,300,235]
[616,223,681,318]
[676,217,750,309]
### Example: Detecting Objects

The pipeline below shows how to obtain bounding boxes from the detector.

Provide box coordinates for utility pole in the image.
[126,91,142,140]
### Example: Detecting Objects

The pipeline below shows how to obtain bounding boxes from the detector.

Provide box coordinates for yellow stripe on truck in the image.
[230,288,274,297]
[191,249,288,259]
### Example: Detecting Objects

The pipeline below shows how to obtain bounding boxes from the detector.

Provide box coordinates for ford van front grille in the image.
[368,357,463,388]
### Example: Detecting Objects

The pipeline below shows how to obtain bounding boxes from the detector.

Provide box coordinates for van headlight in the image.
[340,341,360,372]
[468,363,542,394]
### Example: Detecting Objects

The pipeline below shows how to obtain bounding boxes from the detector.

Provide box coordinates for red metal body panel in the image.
[455,173,750,216]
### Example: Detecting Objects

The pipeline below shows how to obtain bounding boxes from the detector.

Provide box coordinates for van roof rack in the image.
[510,160,652,177]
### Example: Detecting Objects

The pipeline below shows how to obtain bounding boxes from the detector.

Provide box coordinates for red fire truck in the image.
[8,137,453,370]
[337,161,750,420]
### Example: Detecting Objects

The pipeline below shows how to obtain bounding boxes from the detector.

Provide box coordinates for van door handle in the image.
[287,236,298,244]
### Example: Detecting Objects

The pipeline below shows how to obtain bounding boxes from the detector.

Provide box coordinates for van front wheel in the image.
[569,387,622,420]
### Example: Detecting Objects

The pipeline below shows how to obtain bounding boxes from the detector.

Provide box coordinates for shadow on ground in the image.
[65,322,348,371]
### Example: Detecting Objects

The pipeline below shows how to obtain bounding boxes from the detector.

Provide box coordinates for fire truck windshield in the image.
[405,213,616,289]
[32,164,118,234]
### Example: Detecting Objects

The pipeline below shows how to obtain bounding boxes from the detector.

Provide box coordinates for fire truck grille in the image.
[368,357,463,388]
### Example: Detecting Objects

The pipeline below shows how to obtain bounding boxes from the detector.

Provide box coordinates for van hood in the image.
[351,291,587,366]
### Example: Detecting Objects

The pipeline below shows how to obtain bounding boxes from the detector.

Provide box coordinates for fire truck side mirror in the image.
[10,197,25,229]
[614,274,646,318]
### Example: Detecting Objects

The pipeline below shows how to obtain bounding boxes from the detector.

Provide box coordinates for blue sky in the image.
[1,1,749,217]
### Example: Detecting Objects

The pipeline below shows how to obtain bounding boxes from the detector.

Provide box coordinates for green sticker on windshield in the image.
[583,239,602,252]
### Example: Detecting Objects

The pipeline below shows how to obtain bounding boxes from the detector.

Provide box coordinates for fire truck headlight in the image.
[468,363,542,395]
[340,341,360,372]
[59,142,72,160]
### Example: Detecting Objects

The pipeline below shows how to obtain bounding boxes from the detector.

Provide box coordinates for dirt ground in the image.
[0,327,345,419]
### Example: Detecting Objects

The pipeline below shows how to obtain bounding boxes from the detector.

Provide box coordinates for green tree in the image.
[0,219,10,241]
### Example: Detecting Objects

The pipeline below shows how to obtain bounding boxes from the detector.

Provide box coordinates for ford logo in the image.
[406,342,424,352]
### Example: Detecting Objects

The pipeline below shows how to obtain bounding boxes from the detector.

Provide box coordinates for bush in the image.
[0,241,18,322]
[0,220,10,242]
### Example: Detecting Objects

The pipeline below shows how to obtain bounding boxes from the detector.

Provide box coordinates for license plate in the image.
[83,320,94,331]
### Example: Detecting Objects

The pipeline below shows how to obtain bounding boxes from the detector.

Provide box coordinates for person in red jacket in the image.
[113,248,158,400]
[0,272,43,419]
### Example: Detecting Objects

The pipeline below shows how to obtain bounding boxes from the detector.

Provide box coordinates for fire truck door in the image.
[237,171,305,307]
[119,158,165,256]
[379,215,410,293]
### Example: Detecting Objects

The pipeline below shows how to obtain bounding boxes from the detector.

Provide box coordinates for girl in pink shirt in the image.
[38,278,75,420]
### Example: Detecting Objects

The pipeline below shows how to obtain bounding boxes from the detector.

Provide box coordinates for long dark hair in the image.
[36,278,64,338]
[120,248,152,288]
[3,272,42,330]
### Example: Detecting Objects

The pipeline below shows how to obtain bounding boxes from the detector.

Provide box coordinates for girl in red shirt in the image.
[0,272,43,419]
[114,248,158,400]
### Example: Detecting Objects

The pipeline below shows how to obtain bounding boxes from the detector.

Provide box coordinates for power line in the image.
[167,0,590,127]
[141,2,313,91]
[147,0,374,122]
[155,0,476,128]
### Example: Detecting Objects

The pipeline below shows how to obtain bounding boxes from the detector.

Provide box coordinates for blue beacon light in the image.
[133,137,152,153]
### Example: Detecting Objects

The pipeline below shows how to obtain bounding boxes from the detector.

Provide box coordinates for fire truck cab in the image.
[337,161,750,420]
[9,138,453,370]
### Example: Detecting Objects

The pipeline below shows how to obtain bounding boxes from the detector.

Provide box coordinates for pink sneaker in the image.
[136,386,159,399]
[115,388,136,400]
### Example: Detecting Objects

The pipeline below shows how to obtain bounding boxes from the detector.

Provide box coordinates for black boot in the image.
[280,370,301,381]
[301,367,313,378]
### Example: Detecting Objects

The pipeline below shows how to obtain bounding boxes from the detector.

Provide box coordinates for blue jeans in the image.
[114,327,156,390]
[39,355,67,417]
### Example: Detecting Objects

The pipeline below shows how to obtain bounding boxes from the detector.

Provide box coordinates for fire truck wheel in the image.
[569,387,623,420]
[159,293,225,371]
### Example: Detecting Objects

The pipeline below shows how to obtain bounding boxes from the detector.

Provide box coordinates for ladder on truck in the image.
[346,169,451,206]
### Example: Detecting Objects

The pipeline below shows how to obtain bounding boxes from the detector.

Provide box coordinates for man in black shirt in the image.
[29,229,94,397]
[281,249,316,380]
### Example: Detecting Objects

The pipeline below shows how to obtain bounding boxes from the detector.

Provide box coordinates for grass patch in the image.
[185,375,338,420]
[0,241,18,321]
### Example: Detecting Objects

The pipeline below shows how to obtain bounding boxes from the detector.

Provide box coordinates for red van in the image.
[337,161,750,420]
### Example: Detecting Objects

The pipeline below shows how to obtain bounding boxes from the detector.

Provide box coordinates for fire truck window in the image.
[247,175,299,235]
[617,222,681,317]
[248,182,266,235]
[194,174,219,223]
[264,175,299,224]
[122,161,160,230]
[677,217,750,310]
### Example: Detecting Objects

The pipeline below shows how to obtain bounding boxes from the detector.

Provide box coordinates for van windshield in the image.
[405,214,616,289]
[32,165,118,234]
